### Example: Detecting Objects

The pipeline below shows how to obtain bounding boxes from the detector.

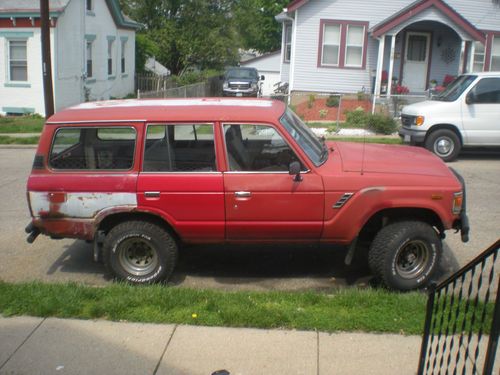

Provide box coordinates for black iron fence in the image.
[418,240,500,375]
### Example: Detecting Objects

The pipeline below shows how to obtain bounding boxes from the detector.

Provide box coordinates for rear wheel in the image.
[425,129,461,162]
[103,221,177,284]
[368,221,441,291]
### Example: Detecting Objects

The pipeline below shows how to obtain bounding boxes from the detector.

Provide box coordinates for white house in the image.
[0,0,139,116]
[240,51,281,96]
[276,0,500,96]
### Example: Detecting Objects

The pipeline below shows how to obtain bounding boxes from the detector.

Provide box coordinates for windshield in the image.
[434,75,477,102]
[225,68,258,80]
[280,108,326,166]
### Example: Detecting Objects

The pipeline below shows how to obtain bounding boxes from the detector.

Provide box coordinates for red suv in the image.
[26,98,469,290]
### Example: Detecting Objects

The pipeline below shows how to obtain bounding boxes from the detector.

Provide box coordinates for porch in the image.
[371,0,486,98]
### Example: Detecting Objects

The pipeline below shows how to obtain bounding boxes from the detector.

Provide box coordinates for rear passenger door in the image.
[137,123,225,242]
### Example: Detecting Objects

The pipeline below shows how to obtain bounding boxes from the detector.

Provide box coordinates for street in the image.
[0,146,499,291]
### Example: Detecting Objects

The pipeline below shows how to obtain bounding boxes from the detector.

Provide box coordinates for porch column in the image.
[387,34,396,98]
[372,35,385,114]
[468,42,476,73]
[459,40,467,74]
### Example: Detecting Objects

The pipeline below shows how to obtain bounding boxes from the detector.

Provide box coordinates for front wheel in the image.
[368,221,441,291]
[425,129,461,162]
[103,221,178,284]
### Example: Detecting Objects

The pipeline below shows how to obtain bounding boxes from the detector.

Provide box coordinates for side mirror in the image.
[260,75,265,81]
[466,92,475,105]
[289,161,302,182]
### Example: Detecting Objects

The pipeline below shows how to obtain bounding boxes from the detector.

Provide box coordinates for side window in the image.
[470,78,500,104]
[143,124,216,172]
[50,127,136,170]
[224,124,302,172]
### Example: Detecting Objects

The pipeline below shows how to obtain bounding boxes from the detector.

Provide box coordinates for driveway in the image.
[0,147,499,291]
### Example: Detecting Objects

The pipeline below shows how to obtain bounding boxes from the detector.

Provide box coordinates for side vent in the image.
[32,155,45,170]
[333,193,354,209]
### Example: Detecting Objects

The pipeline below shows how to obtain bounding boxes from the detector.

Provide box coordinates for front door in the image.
[403,32,431,92]
[462,77,500,145]
[222,123,324,241]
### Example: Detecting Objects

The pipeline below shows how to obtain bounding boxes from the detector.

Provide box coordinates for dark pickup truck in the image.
[222,67,264,97]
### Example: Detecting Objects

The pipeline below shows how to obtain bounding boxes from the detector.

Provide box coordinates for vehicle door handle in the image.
[144,191,160,198]
[234,191,251,198]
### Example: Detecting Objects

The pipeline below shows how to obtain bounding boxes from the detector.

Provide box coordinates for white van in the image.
[399,73,500,161]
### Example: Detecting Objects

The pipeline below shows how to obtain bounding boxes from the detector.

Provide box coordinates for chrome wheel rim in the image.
[118,238,158,276]
[395,240,430,279]
[434,137,454,157]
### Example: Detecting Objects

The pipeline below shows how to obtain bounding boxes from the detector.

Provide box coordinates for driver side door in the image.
[222,123,324,241]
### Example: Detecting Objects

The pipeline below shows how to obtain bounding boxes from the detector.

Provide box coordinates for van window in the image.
[470,78,500,104]
[143,124,216,172]
[49,127,136,170]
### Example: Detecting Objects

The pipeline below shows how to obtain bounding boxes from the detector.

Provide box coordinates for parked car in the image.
[399,72,500,161]
[222,67,264,97]
[26,98,469,291]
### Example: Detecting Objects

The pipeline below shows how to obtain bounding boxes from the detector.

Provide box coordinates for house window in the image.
[86,41,93,78]
[345,25,365,67]
[321,24,341,66]
[8,40,28,82]
[108,39,114,76]
[121,40,126,74]
[86,0,92,11]
[284,24,292,62]
[319,20,367,69]
[472,41,485,72]
[491,36,500,71]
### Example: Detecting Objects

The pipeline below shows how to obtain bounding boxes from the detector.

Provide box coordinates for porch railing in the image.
[417,239,500,375]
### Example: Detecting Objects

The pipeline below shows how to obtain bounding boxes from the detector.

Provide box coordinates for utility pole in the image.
[40,0,55,118]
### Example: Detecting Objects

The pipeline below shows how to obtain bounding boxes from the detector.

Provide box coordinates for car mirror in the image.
[260,75,265,81]
[466,92,475,105]
[289,161,302,182]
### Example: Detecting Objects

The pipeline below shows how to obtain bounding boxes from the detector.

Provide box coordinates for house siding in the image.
[0,28,54,115]
[287,0,500,93]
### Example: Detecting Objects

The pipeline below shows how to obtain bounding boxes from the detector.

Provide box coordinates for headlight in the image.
[223,82,229,89]
[452,192,463,215]
[415,115,425,126]
[251,83,257,90]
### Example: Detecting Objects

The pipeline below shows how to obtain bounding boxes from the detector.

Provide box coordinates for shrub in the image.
[319,109,328,119]
[344,107,368,128]
[326,95,340,107]
[366,113,398,135]
[357,91,368,101]
[307,94,316,109]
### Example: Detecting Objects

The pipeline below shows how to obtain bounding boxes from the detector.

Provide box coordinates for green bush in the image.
[326,95,340,107]
[344,108,368,128]
[319,109,328,119]
[366,113,398,135]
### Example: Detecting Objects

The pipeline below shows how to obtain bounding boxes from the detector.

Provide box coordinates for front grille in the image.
[401,115,414,127]
[229,83,250,90]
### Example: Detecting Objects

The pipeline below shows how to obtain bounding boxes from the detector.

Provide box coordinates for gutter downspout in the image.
[288,9,298,105]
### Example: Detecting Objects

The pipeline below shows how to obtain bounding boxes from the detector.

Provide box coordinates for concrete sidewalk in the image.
[0,316,421,375]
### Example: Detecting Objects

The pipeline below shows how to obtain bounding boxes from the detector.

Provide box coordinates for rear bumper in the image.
[450,168,470,243]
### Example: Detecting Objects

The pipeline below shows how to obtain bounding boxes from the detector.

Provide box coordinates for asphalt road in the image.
[0,146,499,291]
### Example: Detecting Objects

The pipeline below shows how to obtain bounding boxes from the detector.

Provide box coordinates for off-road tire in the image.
[368,221,441,291]
[425,129,461,162]
[103,221,177,284]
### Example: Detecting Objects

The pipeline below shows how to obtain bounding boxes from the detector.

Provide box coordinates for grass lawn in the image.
[0,281,494,335]
[0,135,40,144]
[0,116,45,133]
[307,121,364,129]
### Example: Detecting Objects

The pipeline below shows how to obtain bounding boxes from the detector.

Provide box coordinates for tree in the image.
[233,0,289,53]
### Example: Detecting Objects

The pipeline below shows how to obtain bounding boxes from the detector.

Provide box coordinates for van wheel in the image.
[425,129,461,162]
[103,221,177,284]
[368,221,441,291]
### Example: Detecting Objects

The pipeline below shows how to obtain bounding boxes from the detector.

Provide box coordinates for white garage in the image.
[241,51,281,97]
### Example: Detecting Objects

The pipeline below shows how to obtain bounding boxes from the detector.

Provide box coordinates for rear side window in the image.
[50,127,136,170]
[143,124,216,172]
